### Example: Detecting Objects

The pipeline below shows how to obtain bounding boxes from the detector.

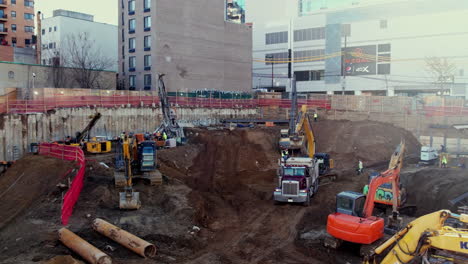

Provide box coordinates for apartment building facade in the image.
[118,0,252,92]
[252,0,468,98]
[41,10,118,71]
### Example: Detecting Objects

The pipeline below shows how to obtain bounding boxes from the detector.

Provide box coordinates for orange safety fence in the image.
[38,143,86,225]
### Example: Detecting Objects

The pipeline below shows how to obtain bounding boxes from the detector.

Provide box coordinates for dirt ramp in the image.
[403,168,468,215]
[314,120,420,169]
[0,154,76,229]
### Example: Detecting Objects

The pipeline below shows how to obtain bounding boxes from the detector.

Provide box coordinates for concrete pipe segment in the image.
[92,218,157,258]
[58,228,112,264]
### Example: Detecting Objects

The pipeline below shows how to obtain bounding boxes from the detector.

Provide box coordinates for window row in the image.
[127,0,151,13]
[42,42,57,50]
[9,0,34,6]
[128,74,153,90]
[265,31,288,45]
[128,55,152,70]
[5,37,31,47]
[295,70,325,82]
[294,27,325,42]
[41,26,58,35]
[294,49,325,62]
[128,17,151,32]
[265,52,289,65]
[0,10,34,20]
[127,36,151,51]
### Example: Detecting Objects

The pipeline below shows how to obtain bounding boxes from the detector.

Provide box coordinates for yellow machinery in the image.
[279,105,315,156]
[86,136,112,154]
[116,136,141,210]
[364,210,468,264]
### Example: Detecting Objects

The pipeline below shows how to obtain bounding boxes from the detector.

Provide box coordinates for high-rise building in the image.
[118,0,252,92]
[0,0,36,61]
[40,10,118,71]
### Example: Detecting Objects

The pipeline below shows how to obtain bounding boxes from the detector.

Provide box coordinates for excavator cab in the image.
[336,191,366,217]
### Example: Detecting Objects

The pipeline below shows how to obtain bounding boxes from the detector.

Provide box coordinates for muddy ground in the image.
[0,120,466,264]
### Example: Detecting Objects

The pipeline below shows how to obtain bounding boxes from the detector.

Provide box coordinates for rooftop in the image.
[52,9,94,22]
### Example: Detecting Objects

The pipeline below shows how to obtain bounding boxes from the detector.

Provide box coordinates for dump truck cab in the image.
[274,157,319,206]
[420,145,438,164]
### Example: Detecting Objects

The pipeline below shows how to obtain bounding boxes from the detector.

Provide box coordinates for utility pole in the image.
[289,75,297,136]
[266,55,274,90]
[341,35,347,95]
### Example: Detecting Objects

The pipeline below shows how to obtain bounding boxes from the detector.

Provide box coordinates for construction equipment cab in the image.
[364,210,468,264]
[420,145,438,165]
[274,157,320,206]
[326,142,405,249]
[362,171,407,213]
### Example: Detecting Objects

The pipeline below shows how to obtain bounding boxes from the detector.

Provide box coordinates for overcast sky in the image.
[36,0,118,25]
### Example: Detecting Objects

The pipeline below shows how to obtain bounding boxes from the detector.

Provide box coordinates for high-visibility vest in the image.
[281,151,288,157]
[442,156,448,163]
[314,113,318,118]
[163,132,168,140]
[359,161,363,169]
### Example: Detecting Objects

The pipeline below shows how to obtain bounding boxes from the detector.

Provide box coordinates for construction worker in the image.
[314,112,318,122]
[442,155,448,168]
[357,160,364,175]
[281,149,289,161]
[162,131,168,141]
[363,184,369,195]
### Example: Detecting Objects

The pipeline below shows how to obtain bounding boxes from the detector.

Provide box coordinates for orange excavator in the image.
[325,141,405,251]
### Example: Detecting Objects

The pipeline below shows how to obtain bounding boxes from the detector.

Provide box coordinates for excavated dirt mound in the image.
[402,167,468,215]
[0,120,428,264]
[314,120,420,169]
[0,154,76,230]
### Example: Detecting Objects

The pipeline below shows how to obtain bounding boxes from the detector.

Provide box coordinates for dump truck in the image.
[273,157,320,206]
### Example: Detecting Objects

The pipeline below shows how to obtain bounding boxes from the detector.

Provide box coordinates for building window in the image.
[24,0,34,7]
[25,26,34,33]
[294,49,325,63]
[24,13,34,20]
[8,71,14,79]
[121,29,125,41]
[11,24,16,32]
[265,52,288,65]
[380,20,388,29]
[121,12,124,25]
[294,27,325,42]
[265,31,288,45]
[144,74,151,90]
[377,64,390,75]
[129,56,136,70]
[129,37,135,51]
[378,44,391,53]
[25,39,31,46]
[54,26,57,31]
[11,0,16,4]
[144,0,151,11]
[294,70,324,81]
[144,16,151,31]
[144,55,151,69]
[129,75,136,90]
[128,0,135,14]
[49,27,52,32]
[121,45,125,57]
[144,35,151,50]
[41,29,45,35]
[11,11,16,18]
[12,37,16,46]
[129,19,136,33]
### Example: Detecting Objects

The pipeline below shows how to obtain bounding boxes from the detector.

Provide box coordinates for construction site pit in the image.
[0,120,467,264]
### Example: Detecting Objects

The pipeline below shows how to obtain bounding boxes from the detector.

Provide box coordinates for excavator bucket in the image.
[119,190,141,210]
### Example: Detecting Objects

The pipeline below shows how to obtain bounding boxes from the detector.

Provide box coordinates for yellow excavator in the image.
[364,210,468,264]
[115,136,141,210]
[71,113,111,154]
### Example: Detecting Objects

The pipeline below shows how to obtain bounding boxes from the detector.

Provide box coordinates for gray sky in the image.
[36,0,118,25]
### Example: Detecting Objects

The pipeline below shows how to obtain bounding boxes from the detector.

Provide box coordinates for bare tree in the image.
[425,57,456,94]
[62,32,113,89]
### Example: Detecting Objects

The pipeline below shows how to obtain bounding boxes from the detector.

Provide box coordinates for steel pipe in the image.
[92,218,156,258]
[58,228,112,264]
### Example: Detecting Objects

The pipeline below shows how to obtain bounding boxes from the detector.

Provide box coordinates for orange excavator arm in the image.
[362,141,405,218]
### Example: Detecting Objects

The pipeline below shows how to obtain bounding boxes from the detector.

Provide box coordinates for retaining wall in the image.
[0,106,257,161]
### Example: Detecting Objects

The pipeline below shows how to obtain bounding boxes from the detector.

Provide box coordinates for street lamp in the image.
[266,55,274,90]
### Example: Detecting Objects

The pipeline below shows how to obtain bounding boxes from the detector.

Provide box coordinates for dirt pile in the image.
[0,154,76,230]
[314,120,421,169]
[402,167,468,215]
